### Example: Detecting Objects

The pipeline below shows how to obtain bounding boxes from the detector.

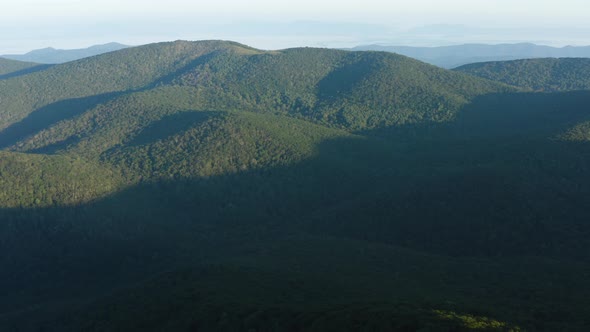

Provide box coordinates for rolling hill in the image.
[455,58,590,91]
[0,40,512,134]
[1,40,589,331]
[0,58,50,80]
[0,58,38,75]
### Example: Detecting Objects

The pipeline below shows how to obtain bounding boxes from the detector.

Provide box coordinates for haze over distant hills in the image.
[1,42,129,64]
[6,41,590,69]
[350,43,590,68]
[456,58,590,92]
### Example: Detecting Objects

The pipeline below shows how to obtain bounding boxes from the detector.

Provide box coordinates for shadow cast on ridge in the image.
[316,54,382,100]
[0,64,53,80]
[0,92,124,149]
[453,90,590,139]
[127,111,221,147]
[1,90,590,330]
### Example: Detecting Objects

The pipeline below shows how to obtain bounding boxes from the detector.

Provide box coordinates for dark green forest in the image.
[0,58,38,75]
[1,41,589,331]
[455,58,590,91]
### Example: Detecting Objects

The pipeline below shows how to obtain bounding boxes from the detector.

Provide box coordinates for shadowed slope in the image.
[169,47,514,130]
[0,41,255,130]
[0,92,123,149]
[1,123,589,330]
[0,58,42,77]
[455,58,590,91]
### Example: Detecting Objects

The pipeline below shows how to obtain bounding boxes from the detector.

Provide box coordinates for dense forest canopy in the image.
[455,58,590,91]
[0,41,589,331]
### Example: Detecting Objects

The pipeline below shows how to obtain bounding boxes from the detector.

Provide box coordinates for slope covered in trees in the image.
[0,151,121,207]
[0,40,589,331]
[0,41,513,134]
[0,41,258,130]
[0,58,49,80]
[455,58,590,91]
[0,58,38,75]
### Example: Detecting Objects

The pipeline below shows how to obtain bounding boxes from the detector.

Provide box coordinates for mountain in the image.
[0,57,52,80]
[0,40,512,142]
[0,58,38,75]
[349,43,590,68]
[1,42,129,64]
[455,58,590,92]
[1,40,590,331]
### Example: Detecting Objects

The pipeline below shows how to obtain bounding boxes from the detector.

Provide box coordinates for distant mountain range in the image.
[6,42,590,68]
[349,43,590,68]
[1,42,129,64]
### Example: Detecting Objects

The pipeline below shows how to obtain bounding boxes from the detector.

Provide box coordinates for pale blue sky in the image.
[2,0,589,53]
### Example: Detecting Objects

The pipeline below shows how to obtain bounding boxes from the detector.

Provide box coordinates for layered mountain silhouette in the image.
[1,40,589,331]
[350,43,590,68]
[1,42,129,64]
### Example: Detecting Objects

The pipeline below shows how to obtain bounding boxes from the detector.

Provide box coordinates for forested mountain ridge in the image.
[0,58,39,75]
[0,40,516,184]
[167,47,515,130]
[0,40,513,133]
[455,58,590,91]
[0,40,255,131]
[1,40,590,331]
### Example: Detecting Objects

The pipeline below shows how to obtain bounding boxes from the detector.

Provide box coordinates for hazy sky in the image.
[2,0,589,53]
